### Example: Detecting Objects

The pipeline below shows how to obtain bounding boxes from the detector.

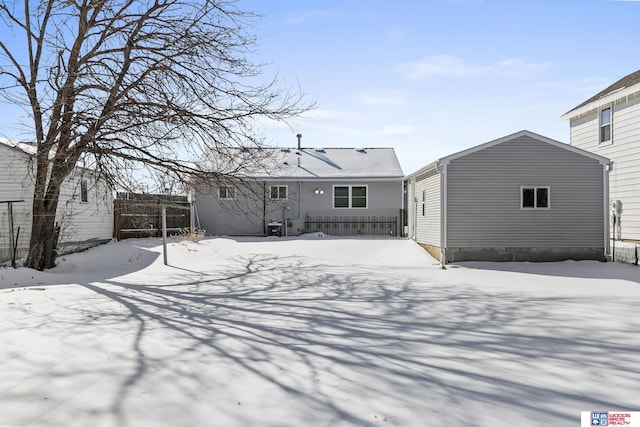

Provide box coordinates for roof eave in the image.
[561,82,640,121]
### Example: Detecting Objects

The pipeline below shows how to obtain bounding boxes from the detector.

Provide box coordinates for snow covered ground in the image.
[1,235,639,427]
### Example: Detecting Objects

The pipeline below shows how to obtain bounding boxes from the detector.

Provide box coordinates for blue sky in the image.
[240,0,640,173]
[1,0,639,174]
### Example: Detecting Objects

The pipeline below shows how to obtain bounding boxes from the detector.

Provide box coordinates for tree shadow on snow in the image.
[3,253,640,427]
[455,259,640,284]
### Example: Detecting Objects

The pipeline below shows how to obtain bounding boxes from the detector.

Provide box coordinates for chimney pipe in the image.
[296,133,302,150]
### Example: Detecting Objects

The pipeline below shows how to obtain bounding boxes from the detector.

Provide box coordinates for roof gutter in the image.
[561,83,640,120]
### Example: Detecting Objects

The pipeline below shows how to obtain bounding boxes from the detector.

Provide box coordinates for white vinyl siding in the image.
[0,144,113,264]
[413,170,440,247]
[570,95,640,239]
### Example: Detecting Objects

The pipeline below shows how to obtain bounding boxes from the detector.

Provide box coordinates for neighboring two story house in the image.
[194,139,404,237]
[562,69,640,242]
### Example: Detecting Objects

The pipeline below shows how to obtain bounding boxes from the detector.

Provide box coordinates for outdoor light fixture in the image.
[314,188,324,195]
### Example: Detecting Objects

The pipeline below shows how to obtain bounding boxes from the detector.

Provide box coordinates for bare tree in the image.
[0,0,309,270]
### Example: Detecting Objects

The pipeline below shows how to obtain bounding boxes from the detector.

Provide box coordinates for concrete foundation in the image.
[445,247,606,263]
[610,241,639,265]
[417,243,441,261]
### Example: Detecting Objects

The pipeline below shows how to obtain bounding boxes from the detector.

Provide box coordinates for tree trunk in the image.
[25,180,62,270]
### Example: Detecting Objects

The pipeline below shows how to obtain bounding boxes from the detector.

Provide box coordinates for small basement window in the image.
[521,187,550,209]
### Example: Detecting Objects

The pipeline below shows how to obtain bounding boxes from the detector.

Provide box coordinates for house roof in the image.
[561,69,640,120]
[0,138,37,156]
[405,130,610,180]
[199,147,404,181]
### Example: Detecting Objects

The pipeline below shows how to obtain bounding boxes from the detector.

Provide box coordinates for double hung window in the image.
[333,185,367,208]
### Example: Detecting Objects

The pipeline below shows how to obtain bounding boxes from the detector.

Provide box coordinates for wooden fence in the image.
[113,193,190,240]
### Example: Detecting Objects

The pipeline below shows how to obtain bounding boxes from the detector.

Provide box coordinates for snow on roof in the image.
[0,138,37,156]
[562,69,640,120]
[199,147,404,180]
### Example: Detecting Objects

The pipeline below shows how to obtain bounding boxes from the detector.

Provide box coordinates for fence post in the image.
[113,199,120,241]
[162,204,168,265]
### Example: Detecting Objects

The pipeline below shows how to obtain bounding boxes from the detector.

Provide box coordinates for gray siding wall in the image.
[195,179,403,236]
[195,181,265,236]
[302,180,401,214]
[414,170,441,247]
[446,135,605,250]
[570,96,640,240]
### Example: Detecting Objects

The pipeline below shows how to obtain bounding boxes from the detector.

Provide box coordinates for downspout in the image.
[412,180,417,240]
[263,181,267,235]
[436,160,447,268]
[299,180,302,233]
[604,161,613,260]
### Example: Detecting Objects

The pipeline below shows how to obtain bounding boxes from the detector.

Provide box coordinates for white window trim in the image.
[218,186,235,200]
[598,104,613,146]
[269,185,288,200]
[332,184,368,209]
[520,186,551,210]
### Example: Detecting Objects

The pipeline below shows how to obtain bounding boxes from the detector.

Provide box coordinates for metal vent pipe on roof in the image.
[296,133,302,150]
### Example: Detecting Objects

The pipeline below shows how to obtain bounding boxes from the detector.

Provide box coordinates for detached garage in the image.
[405,130,611,263]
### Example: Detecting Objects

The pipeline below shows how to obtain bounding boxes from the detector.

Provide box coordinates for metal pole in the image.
[162,204,168,265]
[188,190,195,233]
[8,202,15,268]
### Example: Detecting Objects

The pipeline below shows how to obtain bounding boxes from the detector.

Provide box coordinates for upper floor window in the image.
[521,186,550,209]
[333,185,367,208]
[599,106,612,144]
[80,179,88,203]
[219,186,235,199]
[270,185,288,199]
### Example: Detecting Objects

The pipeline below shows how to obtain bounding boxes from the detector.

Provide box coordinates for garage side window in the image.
[521,187,550,209]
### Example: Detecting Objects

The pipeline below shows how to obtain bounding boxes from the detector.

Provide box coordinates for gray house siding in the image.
[196,181,265,236]
[195,147,404,237]
[196,179,403,236]
[445,135,606,262]
[405,131,609,263]
[569,96,640,240]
